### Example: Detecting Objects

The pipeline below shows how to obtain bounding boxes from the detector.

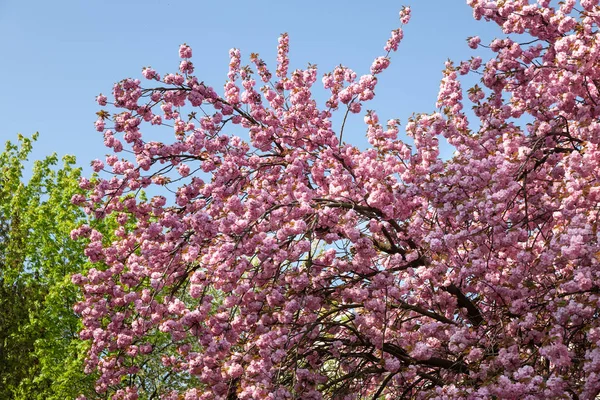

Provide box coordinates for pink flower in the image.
[411,342,432,360]
[179,43,192,59]
[370,56,390,74]
[142,67,159,80]
[399,6,411,24]
[179,60,194,74]
[94,118,105,132]
[96,94,107,106]
[349,101,361,113]
[468,36,481,49]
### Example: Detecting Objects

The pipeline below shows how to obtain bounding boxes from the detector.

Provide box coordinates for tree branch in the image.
[443,284,484,326]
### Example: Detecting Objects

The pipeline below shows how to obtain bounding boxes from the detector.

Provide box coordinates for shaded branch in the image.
[443,284,484,326]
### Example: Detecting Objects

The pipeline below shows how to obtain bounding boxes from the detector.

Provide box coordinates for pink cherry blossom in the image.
[74,2,600,399]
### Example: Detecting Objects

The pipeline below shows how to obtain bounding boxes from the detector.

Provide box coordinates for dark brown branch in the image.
[417,372,444,387]
[420,356,469,374]
[443,284,484,326]
[391,299,457,325]
[382,342,469,374]
[371,372,397,400]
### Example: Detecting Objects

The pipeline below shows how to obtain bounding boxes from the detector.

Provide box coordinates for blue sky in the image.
[0,1,504,176]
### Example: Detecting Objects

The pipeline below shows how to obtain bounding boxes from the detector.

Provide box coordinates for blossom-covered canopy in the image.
[73,2,600,399]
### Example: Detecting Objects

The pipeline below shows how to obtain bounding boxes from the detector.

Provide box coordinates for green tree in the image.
[0,133,99,399]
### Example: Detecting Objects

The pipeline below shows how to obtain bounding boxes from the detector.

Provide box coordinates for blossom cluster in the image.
[73,2,600,399]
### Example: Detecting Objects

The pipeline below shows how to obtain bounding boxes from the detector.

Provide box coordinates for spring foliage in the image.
[0,134,99,399]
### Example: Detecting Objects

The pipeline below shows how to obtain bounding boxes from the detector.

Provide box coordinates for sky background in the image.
[0,1,504,177]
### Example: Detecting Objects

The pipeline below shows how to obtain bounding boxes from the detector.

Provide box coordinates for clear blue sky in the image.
[0,1,503,175]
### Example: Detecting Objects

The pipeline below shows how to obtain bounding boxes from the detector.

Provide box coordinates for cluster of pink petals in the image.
[72,2,600,399]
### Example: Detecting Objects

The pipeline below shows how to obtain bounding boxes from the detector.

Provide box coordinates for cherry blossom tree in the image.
[73,1,600,398]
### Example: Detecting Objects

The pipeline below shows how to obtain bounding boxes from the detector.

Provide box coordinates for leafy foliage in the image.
[0,134,99,399]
